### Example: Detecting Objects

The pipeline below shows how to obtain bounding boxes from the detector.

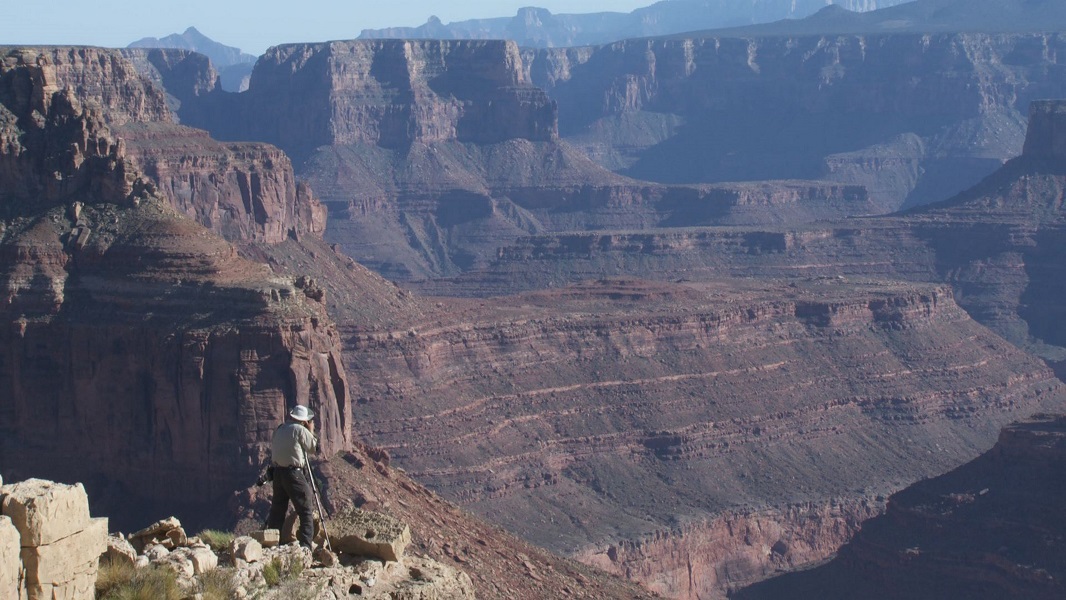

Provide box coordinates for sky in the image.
[4,1,658,56]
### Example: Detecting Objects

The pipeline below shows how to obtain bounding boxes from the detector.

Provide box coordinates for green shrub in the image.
[262,557,283,588]
[96,564,183,600]
[197,529,236,552]
[262,556,305,588]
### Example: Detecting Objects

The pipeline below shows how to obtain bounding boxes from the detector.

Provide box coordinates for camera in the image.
[256,465,274,487]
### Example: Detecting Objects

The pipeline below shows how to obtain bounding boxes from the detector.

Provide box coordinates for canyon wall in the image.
[358,1,911,48]
[0,47,349,527]
[342,278,1064,598]
[163,40,884,280]
[527,32,1066,210]
[736,413,1066,600]
[1,47,326,245]
[432,100,1066,358]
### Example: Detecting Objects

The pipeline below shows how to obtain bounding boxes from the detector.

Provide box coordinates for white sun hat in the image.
[289,405,315,422]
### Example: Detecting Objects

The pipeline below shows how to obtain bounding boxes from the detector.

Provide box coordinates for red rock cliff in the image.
[1,47,326,245]
[0,60,350,522]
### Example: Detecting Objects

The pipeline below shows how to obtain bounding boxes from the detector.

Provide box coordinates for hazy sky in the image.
[5,1,657,55]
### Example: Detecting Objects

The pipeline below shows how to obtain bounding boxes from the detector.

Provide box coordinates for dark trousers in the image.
[265,465,315,548]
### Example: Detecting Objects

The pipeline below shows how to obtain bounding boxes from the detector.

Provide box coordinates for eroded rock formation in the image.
[736,414,1066,600]
[1,47,326,245]
[0,48,349,525]
[526,33,1066,210]
[157,39,886,280]
[434,100,1066,358]
[342,278,1063,598]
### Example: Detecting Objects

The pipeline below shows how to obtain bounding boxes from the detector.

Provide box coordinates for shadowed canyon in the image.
[3,1,1066,598]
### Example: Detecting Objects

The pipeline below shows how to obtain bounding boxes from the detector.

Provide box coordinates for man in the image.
[266,404,318,548]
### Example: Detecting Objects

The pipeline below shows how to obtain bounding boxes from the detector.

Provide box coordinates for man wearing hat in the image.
[265,404,318,548]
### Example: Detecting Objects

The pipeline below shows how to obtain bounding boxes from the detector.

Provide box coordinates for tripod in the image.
[305,462,334,554]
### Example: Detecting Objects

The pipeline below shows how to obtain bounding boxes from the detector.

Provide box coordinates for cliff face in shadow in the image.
[735,414,1066,600]
[1,47,326,245]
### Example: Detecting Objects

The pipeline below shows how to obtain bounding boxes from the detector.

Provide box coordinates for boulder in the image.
[251,529,280,548]
[103,534,137,566]
[231,536,263,563]
[326,508,411,562]
[388,557,476,600]
[186,546,218,575]
[130,516,182,552]
[20,518,107,587]
[0,479,91,546]
[21,569,96,600]
[144,543,170,561]
[155,551,194,579]
[0,516,22,600]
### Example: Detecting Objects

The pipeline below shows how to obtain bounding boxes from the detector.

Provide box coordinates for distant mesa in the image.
[128,26,255,92]
[358,0,913,48]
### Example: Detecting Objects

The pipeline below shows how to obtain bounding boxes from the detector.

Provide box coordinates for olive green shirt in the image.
[271,422,318,468]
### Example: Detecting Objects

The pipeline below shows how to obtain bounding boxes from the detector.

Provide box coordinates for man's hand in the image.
[304,420,315,432]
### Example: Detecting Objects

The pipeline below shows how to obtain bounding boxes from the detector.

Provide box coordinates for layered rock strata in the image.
[358,1,911,48]
[428,101,1066,358]
[526,33,1066,210]
[343,278,1063,598]
[0,52,350,524]
[736,414,1066,600]
[160,39,883,279]
[1,47,326,245]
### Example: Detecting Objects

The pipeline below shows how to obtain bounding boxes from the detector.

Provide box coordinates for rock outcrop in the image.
[0,479,107,600]
[736,414,1066,600]
[101,512,475,600]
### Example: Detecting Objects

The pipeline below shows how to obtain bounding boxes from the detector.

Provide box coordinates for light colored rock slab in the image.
[251,529,279,548]
[22,564,96,600]
[21,518,107,585]
[187,546,218,574]
[103,534,137,566]
[0,516,22,600]
[1,480,91,547]
[326,508,411,562]
[232,536,263,563]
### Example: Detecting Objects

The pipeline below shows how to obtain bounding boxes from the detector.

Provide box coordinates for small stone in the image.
[313,547,338,567]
